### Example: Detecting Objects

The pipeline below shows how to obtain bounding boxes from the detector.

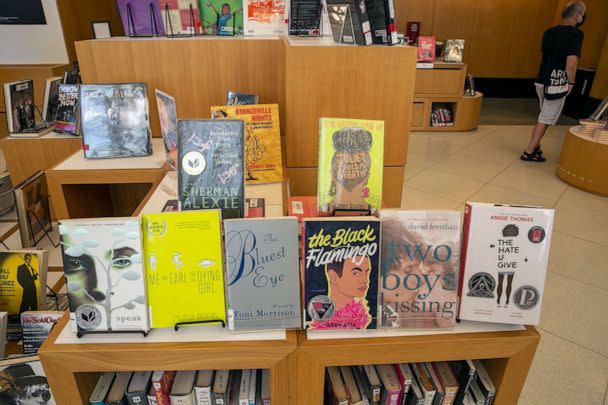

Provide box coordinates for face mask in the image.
[576,13,586,28]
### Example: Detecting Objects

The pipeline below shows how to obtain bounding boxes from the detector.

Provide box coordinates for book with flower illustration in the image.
[317,118,384,216]
[210,104,283,184]
[178,119,245,219]
[141,210,226,328]
[302,217,380,330]
[58,218,149,333]
[379,210,461,329]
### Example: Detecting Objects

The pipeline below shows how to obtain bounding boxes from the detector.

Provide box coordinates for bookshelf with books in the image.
[412,62,483,131]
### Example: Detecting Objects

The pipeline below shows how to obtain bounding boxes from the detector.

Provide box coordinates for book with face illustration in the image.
[224,217,300,330]
[317,118,384,216]
[303,217,380,330]
[58,218,149,333]
[380,210,461,329]
[178,119,245,219]
[142,210,226,328]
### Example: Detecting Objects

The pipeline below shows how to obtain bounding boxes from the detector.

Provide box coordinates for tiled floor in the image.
[402,124,608,405]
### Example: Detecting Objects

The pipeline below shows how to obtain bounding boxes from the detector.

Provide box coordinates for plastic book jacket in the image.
[54,84,79,134]
[224,217,300,330]
[417,36,435,62]
[155,89,178,169]
[379,210,461,329]
[198,0,243,35]
[317,118,384,215]
[210,104,283,184]
[80,83,152,158]
[243,0,288,35]
[458,203,554,325]
[442,39,464,63]
[0,251,47,317]
[6,80,36,133]
[178,119,245,219]
[303,217,380,330]
[43,77,62,124]
[226,91,259,106]
[0,356,55,405]
[117,0,165,36]
[13,171,52,248]
[59,218,149,333]
[142,211,226,328]
[327,5,355,44]
[160,0,202,34]
[20,311,63,354]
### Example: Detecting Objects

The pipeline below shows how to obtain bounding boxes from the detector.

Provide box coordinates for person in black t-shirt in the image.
[521,1,586,162]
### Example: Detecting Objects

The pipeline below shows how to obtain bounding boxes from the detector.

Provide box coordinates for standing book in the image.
[375,364,401,405]
[42,76,62,124]
[2,79,52,137]
[458,203,554,325]
[417,36,435,62]
[80,83,153,158]
[317,118,384,216]
[0,250,47,320]
[406,21,420,45]
[364,0,397,44]
[210,104,283,184]
[106,372,133,405]
[117,0,165,36]
[289,0,322,36]
[224,217,300,330]
[142,211,226,328]
[170,370,197,405]
[303,217,380,330]
[212,370,230,403]
[156,89,178,169]
[126,371,153,405]
[178,119,245,219]
[0,355,56,404]
[20,311,63,354]
[326,0,372,45]
[160,0,202,35]
[55,84,80,135]
[379,210,461,329]
[327,4,356,44]
[13,171,52,248]
[59,218,149,334]
[226,91,259,106]
[90,372,116,405]
[442,39,464,63]
[243,0,288,35]
[194,370,214,405]
[152,371,176,405]
[197,0,243,35]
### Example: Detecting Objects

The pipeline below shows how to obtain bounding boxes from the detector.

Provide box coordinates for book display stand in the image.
[174,319,226,331]
[76,329,149,339]
[26,196,58,247]
[126,3,162,38]
[163,3,199,37]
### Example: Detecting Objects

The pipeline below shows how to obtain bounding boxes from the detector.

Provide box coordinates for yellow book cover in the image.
[141,210,226,328]
[210,104,283,184]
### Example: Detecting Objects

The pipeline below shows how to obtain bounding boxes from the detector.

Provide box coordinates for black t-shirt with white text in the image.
[536,25,584,93]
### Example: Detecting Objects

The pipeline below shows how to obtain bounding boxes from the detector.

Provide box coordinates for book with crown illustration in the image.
[317,118,384,216]
[141,210,226,328]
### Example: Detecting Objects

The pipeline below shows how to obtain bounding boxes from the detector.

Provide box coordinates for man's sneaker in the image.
[521,151,546,162]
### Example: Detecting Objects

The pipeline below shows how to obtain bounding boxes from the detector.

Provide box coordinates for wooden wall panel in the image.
[76,38,285,137]
[57,0,124,63]
[393,0,436,35]
[590,35,608,99]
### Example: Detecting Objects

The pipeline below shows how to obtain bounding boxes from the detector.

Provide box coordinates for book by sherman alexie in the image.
[303,217,380,330]
[178,119,245,219]
[224,217,300,330]
[380,210,461,329]
[59,218,149,333]
[80,83,152,158]
[458,202,554,325]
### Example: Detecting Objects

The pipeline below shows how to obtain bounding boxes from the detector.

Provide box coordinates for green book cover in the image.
[317,118,384,215]
[198,0,243,35]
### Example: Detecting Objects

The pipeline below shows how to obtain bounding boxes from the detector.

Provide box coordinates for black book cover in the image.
[178,119,245,219]
[289,0,322,36]
[364,0,396,44]
[55,84,80,135]
[80,83,152,158]
[7,80,36,133]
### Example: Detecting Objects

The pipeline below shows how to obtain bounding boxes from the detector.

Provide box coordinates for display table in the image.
[46,138,167,220]
[557,126,608,196]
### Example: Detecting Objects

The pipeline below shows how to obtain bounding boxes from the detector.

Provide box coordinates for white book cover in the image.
[243,0,289,35]
[238,369,251,405]
[459,203,554,325]
[59,218,149,333]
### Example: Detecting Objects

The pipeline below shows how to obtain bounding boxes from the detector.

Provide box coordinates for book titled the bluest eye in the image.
[223,217,301,330]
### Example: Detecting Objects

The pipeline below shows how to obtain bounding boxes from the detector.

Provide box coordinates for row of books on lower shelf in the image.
[90,369,270,405]
[430,107,455,127]
[327,360,494,405]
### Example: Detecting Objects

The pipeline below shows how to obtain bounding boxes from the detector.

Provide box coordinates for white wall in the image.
[0,0,69,64]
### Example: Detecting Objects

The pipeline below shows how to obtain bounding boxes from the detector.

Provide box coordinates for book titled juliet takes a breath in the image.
[178,119,245,219]
[142,211,226,328]
[224,217,300,330]
[380,210,461,329]
[318,118,384,216]
[210,104,283,184]
[303,217,380,330]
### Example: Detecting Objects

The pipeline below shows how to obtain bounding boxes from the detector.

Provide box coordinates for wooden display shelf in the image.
[39,314,298,404]
[46,138,167,220]
[411,62,483,132]
[296,326,540,405]
[557,126,608,196]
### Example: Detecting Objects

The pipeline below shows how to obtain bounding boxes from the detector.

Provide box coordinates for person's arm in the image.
[566,55,578,95]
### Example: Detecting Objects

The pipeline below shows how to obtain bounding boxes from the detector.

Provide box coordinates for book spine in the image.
[457,203,473,316]
[153,381,171,405]
[384,389,400,405]
[125,392,146,405]
[194,386,212,405]
[382,0,397,44]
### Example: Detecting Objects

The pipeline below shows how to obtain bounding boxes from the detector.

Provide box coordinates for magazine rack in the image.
[163,3,199,37]
[126,3,161,38]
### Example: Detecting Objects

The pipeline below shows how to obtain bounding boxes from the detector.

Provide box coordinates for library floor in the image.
[403,125,608,405]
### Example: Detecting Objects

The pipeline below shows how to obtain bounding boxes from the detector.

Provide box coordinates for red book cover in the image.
[406,21,420,45]
[417,36,436,62]
[151,371,176,405]
[288,196,318,223]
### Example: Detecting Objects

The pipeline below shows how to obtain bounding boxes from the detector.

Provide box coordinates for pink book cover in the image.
[417,36,436,62]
